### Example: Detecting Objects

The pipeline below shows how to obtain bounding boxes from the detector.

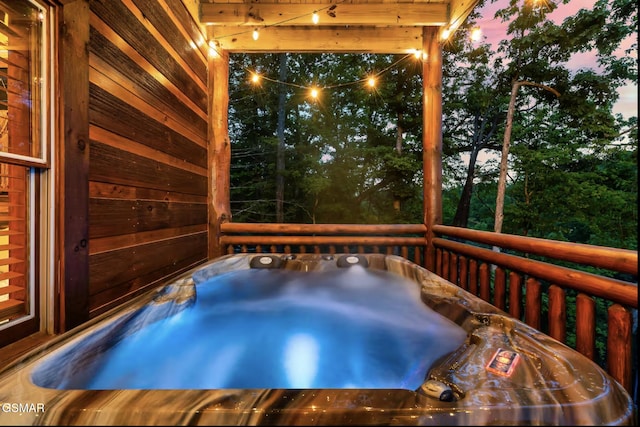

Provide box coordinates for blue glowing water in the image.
[82,266,467,390]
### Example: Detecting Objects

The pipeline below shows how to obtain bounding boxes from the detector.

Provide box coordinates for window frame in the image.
[0,0,53,340]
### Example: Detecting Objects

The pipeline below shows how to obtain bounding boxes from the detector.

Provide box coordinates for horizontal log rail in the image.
[219,222,427,264]
[221,223,427,235]
[432,237,637,307]
[217,222,637,400]
[221,235,424,246]
[433,224,638,275]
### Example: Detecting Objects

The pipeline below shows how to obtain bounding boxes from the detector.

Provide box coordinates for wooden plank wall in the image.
[85,0,209,318]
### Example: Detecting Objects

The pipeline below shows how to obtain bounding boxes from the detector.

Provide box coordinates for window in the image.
[0,0,51,337]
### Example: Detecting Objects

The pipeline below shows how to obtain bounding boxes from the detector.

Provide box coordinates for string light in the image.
[212,2,344,44]
[438,0,480,43]
[470,27,482,42]
[245,53,421,100]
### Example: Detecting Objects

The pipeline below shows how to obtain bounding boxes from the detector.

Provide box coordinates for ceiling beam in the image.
[200,3,449,27]
[447,0,478,33]
[208,26,425,53]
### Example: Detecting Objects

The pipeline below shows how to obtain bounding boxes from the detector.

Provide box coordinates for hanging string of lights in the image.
[211,2,342,44]
[208,1,483,100]
[246,52,420,100]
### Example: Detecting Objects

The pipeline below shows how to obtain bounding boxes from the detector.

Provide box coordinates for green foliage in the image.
[229,53,425,224]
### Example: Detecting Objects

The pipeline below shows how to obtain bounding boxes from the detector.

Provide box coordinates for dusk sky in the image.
[474,0,637,120]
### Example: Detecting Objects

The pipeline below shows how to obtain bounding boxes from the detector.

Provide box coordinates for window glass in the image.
[0,0,47,165]
[0,161,30,326]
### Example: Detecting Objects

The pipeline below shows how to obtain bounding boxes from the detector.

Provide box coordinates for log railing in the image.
[432,224,638,401]
[219,222,428,265]
[218,222,638,400]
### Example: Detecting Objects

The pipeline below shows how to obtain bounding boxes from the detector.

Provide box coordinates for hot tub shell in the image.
[0,253,636,425]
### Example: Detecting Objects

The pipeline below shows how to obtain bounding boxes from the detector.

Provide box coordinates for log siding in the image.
[83,0,209,320]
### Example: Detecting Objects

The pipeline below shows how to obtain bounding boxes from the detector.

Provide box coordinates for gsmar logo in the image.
[1,402,45,413]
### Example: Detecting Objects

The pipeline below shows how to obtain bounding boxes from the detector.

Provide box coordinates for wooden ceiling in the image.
[200,0,480,53]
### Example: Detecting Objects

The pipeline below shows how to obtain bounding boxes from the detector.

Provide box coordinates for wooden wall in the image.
[62,0,210,325]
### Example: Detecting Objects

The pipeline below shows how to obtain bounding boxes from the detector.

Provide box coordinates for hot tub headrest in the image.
[249,255,284,269]
[336,254,369,268]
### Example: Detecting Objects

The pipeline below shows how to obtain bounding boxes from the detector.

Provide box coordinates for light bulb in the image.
[312,12,319,24]
[252,28,259,41]
[470,27,482,42]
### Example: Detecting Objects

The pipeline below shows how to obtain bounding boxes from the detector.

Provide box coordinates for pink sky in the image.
[475,0,637,119]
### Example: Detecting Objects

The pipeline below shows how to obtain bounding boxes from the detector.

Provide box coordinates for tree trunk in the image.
[452,146,481,228]
[494,80,559,245]
[276,54,288,223]
[494,80,521,240]
[394,113,403,212]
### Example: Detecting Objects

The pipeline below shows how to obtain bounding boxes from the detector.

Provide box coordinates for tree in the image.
[441,17,507,228]
[228,53,425,224]
[507,102,637,249]
[488,0,636,237]
[494,80,559,236]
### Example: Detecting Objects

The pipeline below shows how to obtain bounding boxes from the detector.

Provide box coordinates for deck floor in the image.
[0,332,54,366]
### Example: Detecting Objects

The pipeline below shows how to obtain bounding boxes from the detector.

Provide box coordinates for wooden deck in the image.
[0,332,54,366]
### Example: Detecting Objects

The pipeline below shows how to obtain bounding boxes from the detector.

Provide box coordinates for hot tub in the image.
[0,253,635,425]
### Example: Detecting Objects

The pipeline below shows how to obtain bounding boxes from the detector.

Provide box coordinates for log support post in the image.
[422,27,443,271]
